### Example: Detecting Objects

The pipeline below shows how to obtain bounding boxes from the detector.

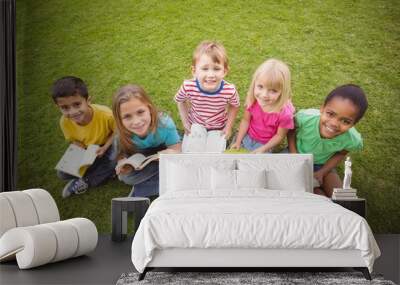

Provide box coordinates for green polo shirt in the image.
[295,109,363,164]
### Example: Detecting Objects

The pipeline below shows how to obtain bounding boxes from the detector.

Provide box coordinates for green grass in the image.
[16,0,400,233]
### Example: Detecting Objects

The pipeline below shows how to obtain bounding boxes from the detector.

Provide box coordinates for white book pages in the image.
[117,153,159,170]
[81,145,100,165]
[332,193,358,200]
[205,130,226,152]
[333,192,358,197]
[55,144,99,178]
[182,124,226,153]
[332,195,359,200]
[131,154,148,168]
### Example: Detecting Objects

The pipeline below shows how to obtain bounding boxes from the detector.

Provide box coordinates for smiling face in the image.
[254,76,282,108]
[319,97,359,139]
[55,94,92,125]
[192,54,227,92]
[120,97,151,137]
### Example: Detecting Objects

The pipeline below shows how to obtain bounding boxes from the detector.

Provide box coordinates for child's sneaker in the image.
[62,178,89,198]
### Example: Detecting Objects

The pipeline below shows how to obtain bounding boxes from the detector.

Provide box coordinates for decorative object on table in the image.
[343,156,352,189]
[0,189,98,269]
[332,156,358,200]
[111,197,150,242]
[116,271,394,285]
[332,198,366,218]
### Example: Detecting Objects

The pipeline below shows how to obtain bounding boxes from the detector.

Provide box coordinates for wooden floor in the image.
[0,234,398,285]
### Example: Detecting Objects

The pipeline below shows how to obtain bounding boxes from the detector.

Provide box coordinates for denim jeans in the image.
[130,175,159,197]
[313,164,337,173]
[57,145,117,187]
[242,134,268,152]
[118,161,159,197]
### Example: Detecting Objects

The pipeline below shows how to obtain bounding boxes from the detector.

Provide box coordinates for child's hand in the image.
[221,127,231,140]
[251,147,266,154]
[96,145,109,157]
[230,142,241,150]
[183,121,192,135]
[72,141,86,149]
[158,148,179,155]
[115,163,134,175]
[313,170,325,186]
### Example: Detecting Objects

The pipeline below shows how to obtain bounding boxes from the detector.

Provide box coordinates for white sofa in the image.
[131,154,380,280]
[0,188,97,269]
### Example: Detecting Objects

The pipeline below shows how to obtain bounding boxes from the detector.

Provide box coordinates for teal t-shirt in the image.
[295,109,363,164]
[132,114,181,150]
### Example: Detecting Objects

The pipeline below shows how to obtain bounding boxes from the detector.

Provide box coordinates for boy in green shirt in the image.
[287,84,368,197]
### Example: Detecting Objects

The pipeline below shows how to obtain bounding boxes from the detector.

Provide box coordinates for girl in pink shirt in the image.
[231,59,295,153]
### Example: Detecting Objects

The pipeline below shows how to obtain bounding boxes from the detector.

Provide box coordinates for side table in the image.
[111,197,150,242]
[332,198,366,218]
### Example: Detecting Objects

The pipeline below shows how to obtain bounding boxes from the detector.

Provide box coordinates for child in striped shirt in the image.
[175,41,240,140]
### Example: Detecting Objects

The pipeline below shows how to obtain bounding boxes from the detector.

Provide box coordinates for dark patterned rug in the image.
[116,271,396,285]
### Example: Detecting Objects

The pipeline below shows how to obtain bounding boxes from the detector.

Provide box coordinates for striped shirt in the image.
[175,79,240,129]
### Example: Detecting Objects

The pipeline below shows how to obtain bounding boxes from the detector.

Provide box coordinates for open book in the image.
[182,124,226,153]
[117,153,159,171]
[55,144,100,178]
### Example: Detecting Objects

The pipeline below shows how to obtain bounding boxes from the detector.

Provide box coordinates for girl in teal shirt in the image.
[112,84,181,198]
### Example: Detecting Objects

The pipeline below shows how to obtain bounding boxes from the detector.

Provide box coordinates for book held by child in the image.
[182,124,226,153]
[116,153,159,171]
[55,144,100,178]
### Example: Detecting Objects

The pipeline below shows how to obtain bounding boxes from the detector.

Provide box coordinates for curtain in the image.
[0,0,17,192]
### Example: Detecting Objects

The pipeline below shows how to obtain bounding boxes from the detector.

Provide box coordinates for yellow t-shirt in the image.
[60,104,115,148]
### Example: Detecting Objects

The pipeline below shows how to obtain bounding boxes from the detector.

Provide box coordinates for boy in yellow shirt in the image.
[52,76,116,198]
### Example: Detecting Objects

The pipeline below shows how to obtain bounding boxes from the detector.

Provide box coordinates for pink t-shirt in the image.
[247,100,295,144]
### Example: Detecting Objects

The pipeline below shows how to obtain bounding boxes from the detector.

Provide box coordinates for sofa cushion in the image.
[24,189,60,224]
[0,192,39,228]
[0,196,17,237]
[0,189,60,238]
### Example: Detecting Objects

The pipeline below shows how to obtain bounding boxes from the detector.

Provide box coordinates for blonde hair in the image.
[246,59,292,112]
[112,84,158,155]
[192,40,229,72]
